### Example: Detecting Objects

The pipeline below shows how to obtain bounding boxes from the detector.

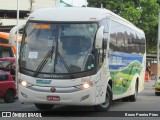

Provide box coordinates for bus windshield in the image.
[20,22,97,76]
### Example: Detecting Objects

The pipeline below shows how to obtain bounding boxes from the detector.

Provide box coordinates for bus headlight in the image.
[21,81,27,87]
[83,83,92,89]
[76,82,93,90]
[19,80,33,87]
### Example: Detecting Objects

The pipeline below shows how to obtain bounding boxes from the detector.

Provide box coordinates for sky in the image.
[61,0,88,7]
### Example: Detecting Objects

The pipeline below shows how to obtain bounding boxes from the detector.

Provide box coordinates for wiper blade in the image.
[57,52,72,73]
[33,50,52,77]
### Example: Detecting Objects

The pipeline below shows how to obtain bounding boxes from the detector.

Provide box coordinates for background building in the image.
[0,0,58,32]
[0,0,88,32]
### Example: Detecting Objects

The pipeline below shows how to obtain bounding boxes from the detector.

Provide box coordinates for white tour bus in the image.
[10,7,146,111]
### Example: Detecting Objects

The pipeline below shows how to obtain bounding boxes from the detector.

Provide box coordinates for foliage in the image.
[88,0,160,54]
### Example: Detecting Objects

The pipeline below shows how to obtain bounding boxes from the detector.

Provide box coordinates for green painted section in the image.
[110,61,141,95]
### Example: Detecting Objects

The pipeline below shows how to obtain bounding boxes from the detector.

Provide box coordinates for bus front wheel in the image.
[35,104,54,110]
[93,84,112,112]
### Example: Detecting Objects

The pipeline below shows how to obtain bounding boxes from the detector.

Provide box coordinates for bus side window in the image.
[0,38,8,44]
[2,50,10,58]
[99,18,109,62]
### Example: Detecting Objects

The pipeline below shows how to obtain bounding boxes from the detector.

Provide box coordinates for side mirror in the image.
[95,26,104,49]
[9,24,25,46]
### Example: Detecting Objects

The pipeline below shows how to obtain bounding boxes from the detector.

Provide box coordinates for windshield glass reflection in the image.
[20,22,97,75]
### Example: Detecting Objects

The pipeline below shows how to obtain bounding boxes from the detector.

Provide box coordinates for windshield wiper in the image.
[33,50,52,77]
[57,52,72,73]
[33,34,56,77]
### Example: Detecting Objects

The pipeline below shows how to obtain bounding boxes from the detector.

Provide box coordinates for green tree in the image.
[139,0,159,53]
[88,0,160,54]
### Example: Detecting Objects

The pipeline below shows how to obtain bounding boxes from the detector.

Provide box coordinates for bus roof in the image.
[28,7,144,34]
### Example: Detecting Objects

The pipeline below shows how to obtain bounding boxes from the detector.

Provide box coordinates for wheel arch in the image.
[136,77,139,92]
[108,79,113,89]
[5,88,16,95]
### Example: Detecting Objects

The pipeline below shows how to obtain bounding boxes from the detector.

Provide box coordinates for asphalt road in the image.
[0,80,159,119]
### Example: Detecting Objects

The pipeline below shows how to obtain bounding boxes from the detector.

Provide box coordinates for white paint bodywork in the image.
[18,7,145,106]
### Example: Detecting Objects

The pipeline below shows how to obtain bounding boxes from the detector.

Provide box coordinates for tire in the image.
[35,104,54,110]
[128,81,138,102]
[155,92,160,96]
[4,89,15,103]
[122,97,129,102]
[94,84,112,112]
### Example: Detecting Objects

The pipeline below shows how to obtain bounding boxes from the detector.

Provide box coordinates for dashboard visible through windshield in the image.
[20,22,98,77]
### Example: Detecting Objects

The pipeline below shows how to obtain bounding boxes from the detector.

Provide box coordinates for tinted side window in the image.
[124,27,130,52]
[0,38,8,44]
[128,30,135,53]
[139,33,146,54]
[98,18,110,68]
[116,24,126,52]
[110,20,145,54]
[0,72,8,81]
[0,47,14,58]
[110,20,127,52]
[110,20,118,51]
[99,18,109,33]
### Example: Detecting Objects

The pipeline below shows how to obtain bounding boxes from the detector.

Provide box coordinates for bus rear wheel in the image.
[93,84,112,112]
[35,104,54,110]
[128,81,138,102]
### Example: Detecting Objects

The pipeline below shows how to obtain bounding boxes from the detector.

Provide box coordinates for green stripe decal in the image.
[111,61,141,95]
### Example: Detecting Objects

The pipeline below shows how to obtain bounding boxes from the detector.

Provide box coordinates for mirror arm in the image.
[9,24,25,46]
[95,26,104,49]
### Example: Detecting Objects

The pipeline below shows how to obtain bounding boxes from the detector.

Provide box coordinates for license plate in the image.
[47,96,60,101]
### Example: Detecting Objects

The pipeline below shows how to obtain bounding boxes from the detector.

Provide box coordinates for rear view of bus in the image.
[14,7,146,111]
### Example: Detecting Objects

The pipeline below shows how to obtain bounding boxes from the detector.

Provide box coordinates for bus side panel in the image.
[109,52,143,96]
[108,19,146,100]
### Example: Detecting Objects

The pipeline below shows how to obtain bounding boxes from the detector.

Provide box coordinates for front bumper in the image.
[18,84,97,106]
